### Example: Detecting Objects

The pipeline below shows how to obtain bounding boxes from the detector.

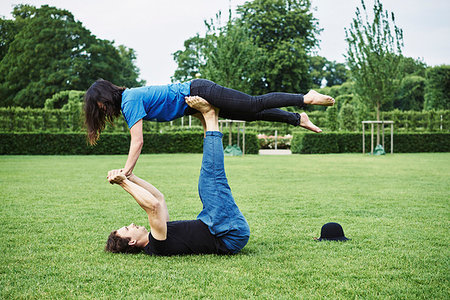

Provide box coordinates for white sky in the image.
[1,0,449,85]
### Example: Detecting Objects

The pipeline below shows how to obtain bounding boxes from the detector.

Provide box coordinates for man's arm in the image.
[127,174,169,222]
[108,172,168,240]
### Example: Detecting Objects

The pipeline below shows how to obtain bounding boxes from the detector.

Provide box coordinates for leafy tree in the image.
[0,5,143,108]
[172,35,207,82]
[201,20,266,94]
[236,0,320,93]
[309,56,328,88]
[173,0,320,94]
[0,18,18,61]
[309,56,348,88]
[398,56,427,77]
[345,0,403,144]
[424,65,450,110]
[395,75,425,111]
[325,61,349,87]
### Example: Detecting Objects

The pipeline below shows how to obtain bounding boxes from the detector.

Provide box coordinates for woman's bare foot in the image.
[304,90,335,106]
[299,112,322,133]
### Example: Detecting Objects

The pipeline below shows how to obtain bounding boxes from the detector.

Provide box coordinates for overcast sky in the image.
[1,0,449,85]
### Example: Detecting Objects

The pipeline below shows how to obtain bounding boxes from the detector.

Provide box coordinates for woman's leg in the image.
[219,108,301,126]
[191,79,305,113]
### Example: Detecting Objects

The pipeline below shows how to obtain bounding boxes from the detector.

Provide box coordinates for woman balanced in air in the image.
[83,78,335,177]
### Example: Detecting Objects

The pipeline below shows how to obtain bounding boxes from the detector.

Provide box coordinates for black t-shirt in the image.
[143,220,231,256]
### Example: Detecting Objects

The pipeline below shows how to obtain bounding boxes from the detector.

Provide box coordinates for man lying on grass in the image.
[105,96,250,255]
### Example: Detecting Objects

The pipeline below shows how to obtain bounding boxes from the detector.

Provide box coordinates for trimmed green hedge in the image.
[0,132,259,155]
[291,132,450,154]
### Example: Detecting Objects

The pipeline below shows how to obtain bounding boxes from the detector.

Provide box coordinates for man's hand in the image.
[107,169,127,185]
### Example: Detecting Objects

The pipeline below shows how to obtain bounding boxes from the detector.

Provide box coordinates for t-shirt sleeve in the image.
[122,99,147,129]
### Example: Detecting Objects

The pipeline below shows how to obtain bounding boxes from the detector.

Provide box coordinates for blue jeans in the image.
[189,79,302,126]
[196,131,250,253]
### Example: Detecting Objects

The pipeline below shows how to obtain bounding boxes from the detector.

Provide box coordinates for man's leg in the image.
[186,97,250,253]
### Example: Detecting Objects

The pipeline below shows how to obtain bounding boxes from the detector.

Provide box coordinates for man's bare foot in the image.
[109,173,127,185]
[304,90,335,106]
[299,112,322,133]
[185,96,214,114]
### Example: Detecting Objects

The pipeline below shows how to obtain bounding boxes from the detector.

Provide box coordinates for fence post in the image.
[371,123,374,155]
[362,122,365,154]
[275,130,278,150]
[391,123,394,154]
[243,122,245,156]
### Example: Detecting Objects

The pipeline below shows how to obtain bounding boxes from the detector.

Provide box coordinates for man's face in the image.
[116,223,149,246]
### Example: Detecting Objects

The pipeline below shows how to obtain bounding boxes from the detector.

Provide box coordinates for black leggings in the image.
[188,79,304,126]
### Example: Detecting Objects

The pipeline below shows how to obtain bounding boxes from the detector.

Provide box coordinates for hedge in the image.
[291,132,450,154]
[0,132,259,155]
[1,107,449,134]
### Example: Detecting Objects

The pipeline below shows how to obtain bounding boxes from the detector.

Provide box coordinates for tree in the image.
[201,21,266,95]
[172,34,207,83]
[236,0,320,93]
[395,75,425,111]
[424,65,450,110]
[309,56,348,88]
[325,61,349,87]
[309,56,328,88]
[345,0,403,144]
[0,5,143,108]
[173,0,321,94]
[398,56,427,77]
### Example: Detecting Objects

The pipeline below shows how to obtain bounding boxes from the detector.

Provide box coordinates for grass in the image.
[0,153,449,299]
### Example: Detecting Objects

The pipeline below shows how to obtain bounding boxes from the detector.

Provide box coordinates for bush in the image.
[291,133,339,154]
[257,134,292,149]
[424,65,450,110]
[326,106,339,131]
[44,90,85,109]
[339,103,358,131]
[291,132,450,154]
[0,132,259,155]
[0,107,448,133]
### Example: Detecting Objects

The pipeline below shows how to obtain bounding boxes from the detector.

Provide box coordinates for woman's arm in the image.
[122,119,144,176]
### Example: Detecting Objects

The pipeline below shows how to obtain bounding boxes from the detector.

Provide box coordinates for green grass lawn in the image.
[0,153,449,299]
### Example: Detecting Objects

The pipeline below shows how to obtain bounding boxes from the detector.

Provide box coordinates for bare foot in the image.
[299,112,322,133]
[185,96,214,114]
[109,173,127,185]
[304,90,335,106]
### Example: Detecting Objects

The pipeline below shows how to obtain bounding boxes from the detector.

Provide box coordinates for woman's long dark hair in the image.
[84,79,125,145]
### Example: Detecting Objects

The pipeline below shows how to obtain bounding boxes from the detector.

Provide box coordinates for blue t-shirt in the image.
[121,81,191,128]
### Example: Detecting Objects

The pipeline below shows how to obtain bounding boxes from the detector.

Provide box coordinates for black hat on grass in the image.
[317,222,349,241]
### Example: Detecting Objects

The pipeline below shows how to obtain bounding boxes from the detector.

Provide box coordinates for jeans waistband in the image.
[205,131,223,138]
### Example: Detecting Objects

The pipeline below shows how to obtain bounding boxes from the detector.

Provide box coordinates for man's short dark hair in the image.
[105,231,142,254]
